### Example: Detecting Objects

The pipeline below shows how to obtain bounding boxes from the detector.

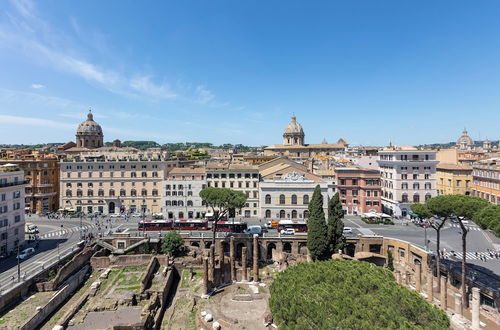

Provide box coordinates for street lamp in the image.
[16,243,20,283]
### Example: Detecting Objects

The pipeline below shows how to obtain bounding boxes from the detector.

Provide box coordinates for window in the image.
[279,210,285,218]
[76,190,83,197]
[413,194,420,203]
[120,189,126,197]
[152,190,158,196]
[303,195,309,204]
[291,194,297,204]
[279,194,285,204]
[142,172,147,178]
[265,210,271,218]
[413,174,418,180]
[141,189,147,196]
[66,190,72,197]
[98,189,104,197]
[265,194,271,204]
[402,194,408,203]
[413,183,420,190]
[401,174,407,180]
[291,210,297,219]
[87,190,93,197]
[109,189,115,196]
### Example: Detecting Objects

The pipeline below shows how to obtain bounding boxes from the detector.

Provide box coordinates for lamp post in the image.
[17,243,20,283]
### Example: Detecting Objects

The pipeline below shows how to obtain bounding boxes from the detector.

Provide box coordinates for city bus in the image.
[138,219,174,231]
[214,221,248,233]
[277,220,308,233]
[173,219,209,230]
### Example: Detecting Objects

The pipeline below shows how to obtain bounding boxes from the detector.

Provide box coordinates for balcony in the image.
[0,180,28,188]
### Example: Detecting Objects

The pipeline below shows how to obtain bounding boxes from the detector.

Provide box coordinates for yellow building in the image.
[436,163,472,196]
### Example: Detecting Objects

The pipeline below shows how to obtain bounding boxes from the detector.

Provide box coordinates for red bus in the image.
[277,220,308,232]
[173,219,209,230]
[214,221,248,233]
[138,219,173,231]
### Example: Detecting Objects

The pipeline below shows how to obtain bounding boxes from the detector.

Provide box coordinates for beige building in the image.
[206,163,260,218]
[436,163,472,196]
[60,157,185,215]
[264,115,348,160]
[0,165,26,256]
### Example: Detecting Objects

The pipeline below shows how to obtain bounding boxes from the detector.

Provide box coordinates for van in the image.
[244,226,262,235]
[26,224,39,234]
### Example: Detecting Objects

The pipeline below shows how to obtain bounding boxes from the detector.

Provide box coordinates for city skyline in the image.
[1,1,500,145]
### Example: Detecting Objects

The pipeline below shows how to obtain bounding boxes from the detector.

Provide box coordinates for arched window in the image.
[303,210,309,219]
[76,190,82,197]
[265,194,271,204]
[413,194,420,203]
[109,189,115,196]
[98,189,104,197]
[279,194,285,205]
[402,194,408,203]
[172,200,177,206]
[291,194,297,205]
[188,211,194,219]
[66,190,72,197]
[141,189,147,196]
[165,201,171,206]
[178,200,184,206]
[413,183,420,190]
[178,211,184,219]
[279,210,286,218]
[120,189,126,197]
[141,172,147,177]
[303,195,309,204]
[87,190,93,197]
[265,210,271,218]
[152,189,158,196]
[425,193,432,201]
[187,200,193,206]
[291,210,297,219]
[131,189,137,197]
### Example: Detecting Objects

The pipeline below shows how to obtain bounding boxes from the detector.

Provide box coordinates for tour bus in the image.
[277,220,308,233]
[214,221,248,233]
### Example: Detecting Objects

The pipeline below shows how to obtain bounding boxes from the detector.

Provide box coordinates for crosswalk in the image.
[39,225,95,239]
[448,224,481,231]
[443,251,499,261]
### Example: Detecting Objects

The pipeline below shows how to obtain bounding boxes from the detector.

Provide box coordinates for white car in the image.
[343,227,353,234]
[110,213,122,218]
[280,228,295,235]
[131,213,143,218]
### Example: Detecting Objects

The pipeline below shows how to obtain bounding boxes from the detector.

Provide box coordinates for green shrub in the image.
[270,260,449,330]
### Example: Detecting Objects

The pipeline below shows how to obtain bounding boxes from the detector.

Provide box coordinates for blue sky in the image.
[1,0,500,146]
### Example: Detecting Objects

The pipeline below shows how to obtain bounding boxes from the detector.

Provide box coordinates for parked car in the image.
[280,227,295,235]
[343,227,353,234]
[110,213,123,218]
[131,213,143,218]
[17,247,35,260]
[244,226,263,235]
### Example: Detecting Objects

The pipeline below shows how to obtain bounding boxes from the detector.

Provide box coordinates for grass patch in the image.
[122,266,147,273]
[180,269,191,288]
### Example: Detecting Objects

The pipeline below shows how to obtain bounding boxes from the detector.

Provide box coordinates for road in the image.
[0,215,95,294]
[342,215,500,276]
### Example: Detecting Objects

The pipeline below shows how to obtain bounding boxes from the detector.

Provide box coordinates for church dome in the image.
[457,129,474,148]
[284,115,304,135]
[77,111,103,135]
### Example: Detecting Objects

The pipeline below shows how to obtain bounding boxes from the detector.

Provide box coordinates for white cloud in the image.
[0,114,75,130]
[130,76,177,100]
[195,85,215,104]
[31,83,44,89]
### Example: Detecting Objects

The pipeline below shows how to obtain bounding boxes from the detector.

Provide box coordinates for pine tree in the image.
[327,193,345,255]
[307,185,329,260]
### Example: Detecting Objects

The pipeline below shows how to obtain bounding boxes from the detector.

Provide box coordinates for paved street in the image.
[0,216,96,293]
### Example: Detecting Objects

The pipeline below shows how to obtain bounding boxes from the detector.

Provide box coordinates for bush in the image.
[362,217,394,225]
[270,260,449,330]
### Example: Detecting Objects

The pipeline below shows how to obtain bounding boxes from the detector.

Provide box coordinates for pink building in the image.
[335,167,382,215]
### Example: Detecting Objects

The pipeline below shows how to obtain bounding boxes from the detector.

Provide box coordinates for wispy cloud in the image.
[31,83,45,89]
[195,85,215,104]
[130,76,177,100]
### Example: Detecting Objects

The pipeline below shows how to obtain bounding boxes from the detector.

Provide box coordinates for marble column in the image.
[440,276,447,311]
[242,246,247,282]
[253,234,259,282]
[427,269,434,303]
[230,236,236,282]
[454,293,462,317]
[471,287,480,330]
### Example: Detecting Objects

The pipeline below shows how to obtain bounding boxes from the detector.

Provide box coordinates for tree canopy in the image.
[306,185,329,260]
[327,193,345,255]
[474,204,500,237]
[161,231,184,256]
[270,260,449,330]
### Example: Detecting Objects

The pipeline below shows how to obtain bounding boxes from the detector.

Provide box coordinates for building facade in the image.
[0,156,60,214]
[377,147,438,217]
[206,164,260,217]
[436,163,472,196]
[0,165,26,256]
[335,167,382,215]
[162,167,207,219]
[472,162,500,205]
[60,158,176,215]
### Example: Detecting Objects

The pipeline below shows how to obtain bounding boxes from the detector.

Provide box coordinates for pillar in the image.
[253,234,259,282]
[427,269,434,303]
[230,236,236,282]
[471,287,480,330]
[218,242,225,284]
[202,257,209,296]
[454,293,462,317]
[440,276,447,311]
[415,263,421,292]
[209,245,215,284]
[241,246,247,282]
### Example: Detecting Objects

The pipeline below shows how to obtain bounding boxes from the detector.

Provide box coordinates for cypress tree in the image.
[327,193,345,255]
[307,185,329,260]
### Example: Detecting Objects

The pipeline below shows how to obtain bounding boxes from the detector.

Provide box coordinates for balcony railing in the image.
[0,180,28,188]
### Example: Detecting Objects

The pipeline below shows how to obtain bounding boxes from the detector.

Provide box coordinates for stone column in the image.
[202,257,209,296]
[218,242,225,284]
[230,236,236,282]
[241,246,247,282]
[253,235,259,282]
[471,287,480,330]
[209,245,215,284]
[427,269,433,303]
[440,276,447,311]
[415,263,421,292]
[454,293,462,317]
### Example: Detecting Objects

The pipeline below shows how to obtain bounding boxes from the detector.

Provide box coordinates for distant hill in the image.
[418,140,499,149]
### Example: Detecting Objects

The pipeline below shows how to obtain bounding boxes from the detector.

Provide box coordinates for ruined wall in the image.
[90,254,169,269]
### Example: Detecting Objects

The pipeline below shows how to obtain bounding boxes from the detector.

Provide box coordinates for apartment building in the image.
[206,163,260,217]
[377,147,438,217]
[436,163,472,196]
[60,157,185,215]
[0,155,60,214]
[163,167,207,219]
[335,167,382,215]
[0,165,26,256]
[472,161,500,205]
